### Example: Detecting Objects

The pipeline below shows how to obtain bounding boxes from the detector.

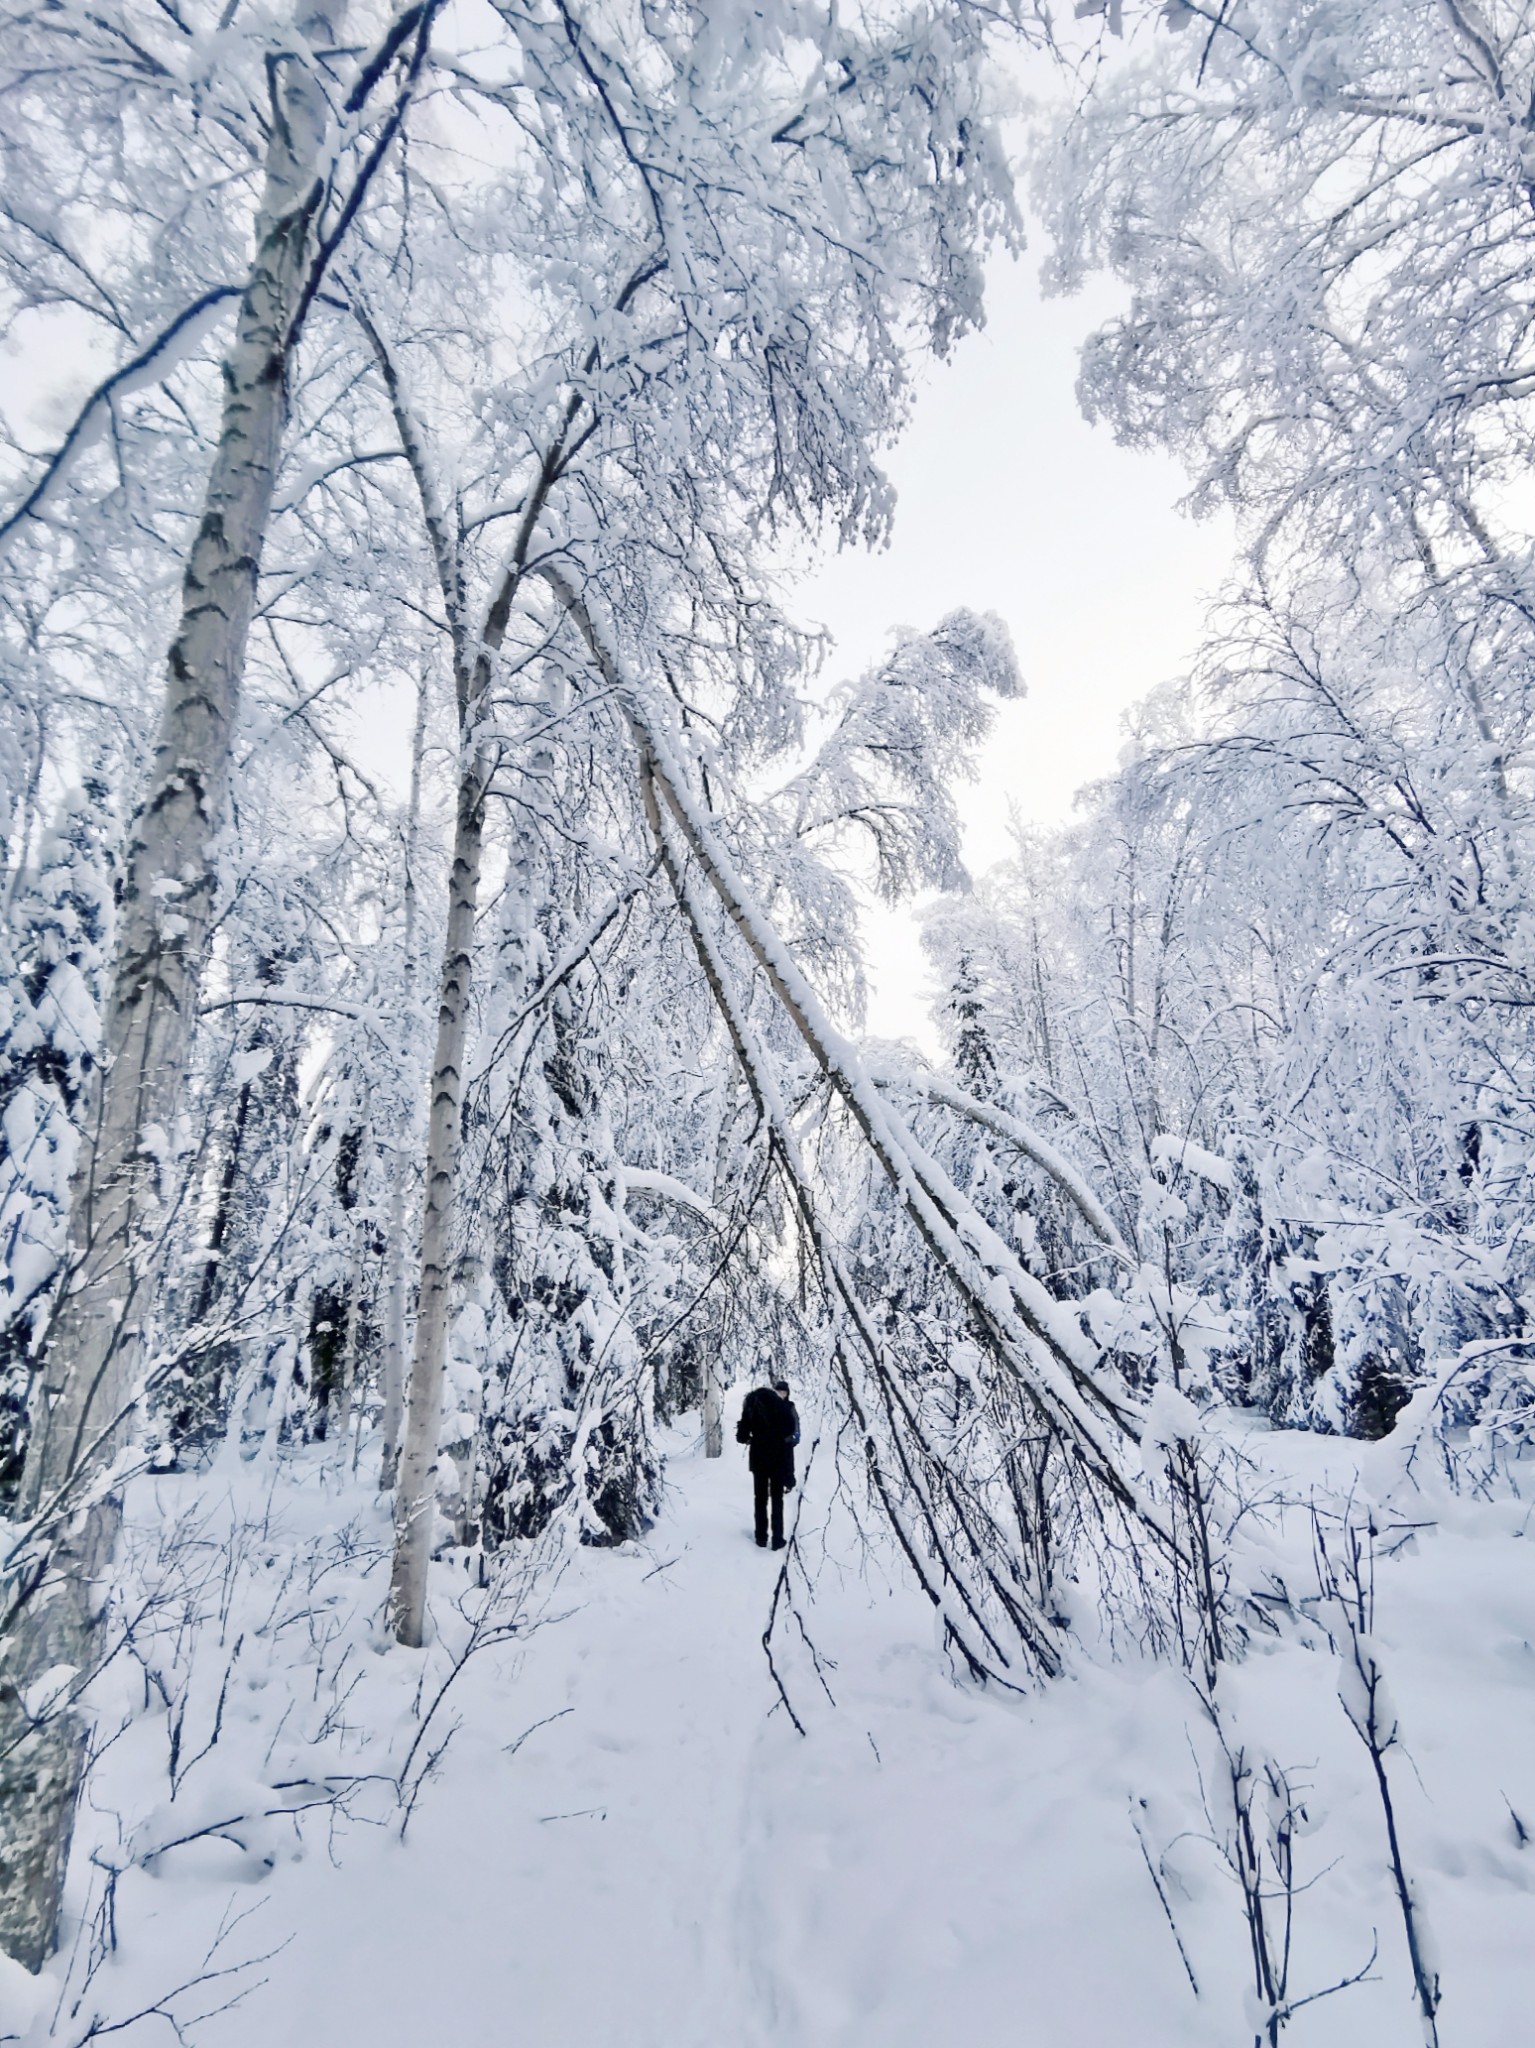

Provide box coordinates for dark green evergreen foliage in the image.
[652,1330,705,1425]
[0,780,115,1500]
[306,1290,350,1440]
[162,1075,257,1459]
[950,952,997,1099]
[0,1383,27,1508]
[157,1014,301,1462]
[478,1370,660,1549]
[1294,1264,1337,1400]
[1350,1350,1413,1441]
[158,907,373,1464]
[473,927,663,1549]
[303,1124,366,1443]
[583,1407,660,1546]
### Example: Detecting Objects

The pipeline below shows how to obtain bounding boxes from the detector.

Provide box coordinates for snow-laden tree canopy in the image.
[0,3,1528,2029]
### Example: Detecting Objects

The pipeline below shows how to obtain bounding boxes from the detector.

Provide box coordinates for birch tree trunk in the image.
[370,296,581,1643]
[379,672,430,1490]
[0,9,345,1970]
[702,1367,723,1458]
[387,751,490,1645]
[355,304,487,1643]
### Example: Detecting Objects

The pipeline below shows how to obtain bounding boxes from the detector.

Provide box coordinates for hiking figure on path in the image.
[736,1379,800,1549]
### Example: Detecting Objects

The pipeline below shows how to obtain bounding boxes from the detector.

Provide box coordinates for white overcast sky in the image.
[796,247,1236,1047]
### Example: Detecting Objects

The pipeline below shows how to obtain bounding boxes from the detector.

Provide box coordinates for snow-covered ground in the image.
[4,1396,1532,2047]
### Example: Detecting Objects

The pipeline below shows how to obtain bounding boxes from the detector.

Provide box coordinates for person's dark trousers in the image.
[754,1469,786,1548]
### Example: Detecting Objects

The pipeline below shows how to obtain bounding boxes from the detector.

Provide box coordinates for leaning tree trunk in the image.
[0,13,346,1971]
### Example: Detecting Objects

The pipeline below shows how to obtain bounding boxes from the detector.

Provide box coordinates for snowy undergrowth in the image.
[0,1443,561,2047]
[1,1400,1531,2047]
[1133,1422,1535,2047]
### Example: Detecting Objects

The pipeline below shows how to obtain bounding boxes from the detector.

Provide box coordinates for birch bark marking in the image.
[702,1367,724,1458]
[379,670,430,1490]
[19,21,340,1521]
[388,750,490,1646]
[360,259,669,1636]
[371,298,583,1643]
[357,303,489,1644]
[0,8,347,1972]
[384,545,548,1640]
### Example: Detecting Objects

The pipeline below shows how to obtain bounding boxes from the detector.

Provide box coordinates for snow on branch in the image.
[876,1063,1132,1257]
[539,567,1182,1564]
[0,286,240,547]
[776,609,1023,899]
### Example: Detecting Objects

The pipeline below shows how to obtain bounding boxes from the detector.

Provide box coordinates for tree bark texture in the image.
[379,668,430,1491]
[702,1368,723,1458]
[367,309,487,1646]
[376,297,576,1643]
[379,1167,411,1492]
[376,255,674,1637]
[0,11,344,1970]
[387,754,490,1646]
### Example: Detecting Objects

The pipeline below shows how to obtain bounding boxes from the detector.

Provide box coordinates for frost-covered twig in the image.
[0,288,240,548]
[1312,1507,1441,2045]
[872,1063,1131,1257]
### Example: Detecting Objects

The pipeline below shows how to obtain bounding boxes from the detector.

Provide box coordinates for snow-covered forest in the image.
[0,2,1531,2042]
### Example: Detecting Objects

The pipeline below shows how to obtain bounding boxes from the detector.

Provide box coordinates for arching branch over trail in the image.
[870,1063,1133,1260]
[541,570,1184,1593]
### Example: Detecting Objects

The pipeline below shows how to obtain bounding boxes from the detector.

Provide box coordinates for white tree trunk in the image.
[379,1169,411,1489]
[379,674,428,1488]
[702,1367,724,1458]
[360,307,488,1644]
[369,297,576,1644]
[387,751,490,1646]
[0,10,345,1970]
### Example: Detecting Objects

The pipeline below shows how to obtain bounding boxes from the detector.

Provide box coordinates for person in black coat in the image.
[736,1379,800,1549]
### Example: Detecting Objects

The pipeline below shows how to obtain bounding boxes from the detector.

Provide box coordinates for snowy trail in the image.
[61,1407,1533,2048]
[212,1438,790,2048]
[204,1415,1206,2048]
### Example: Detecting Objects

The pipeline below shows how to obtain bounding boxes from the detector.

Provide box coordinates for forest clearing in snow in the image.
[2,2,1534,2043]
